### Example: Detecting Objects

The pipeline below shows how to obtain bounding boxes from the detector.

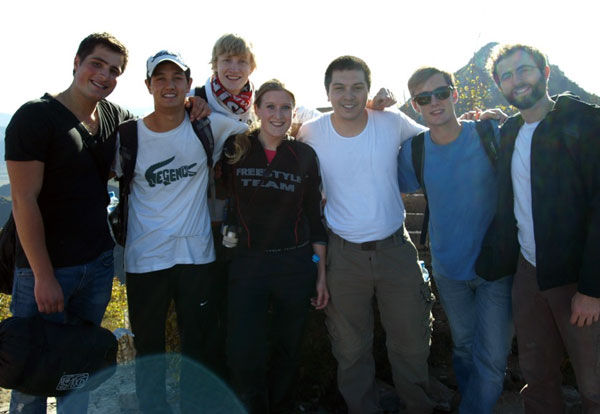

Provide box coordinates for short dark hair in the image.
[407,66,455,97]
[324,55,371,92]
[487,44,548,85]
[75,32,128,75]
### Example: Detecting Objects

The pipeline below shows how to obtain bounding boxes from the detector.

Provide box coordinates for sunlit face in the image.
[73,45,124,102]
[255,90,294,141]
[410,73,457,128]
[496,50,547,110]
[145,62,192,109]
[216,53,253,95]
[327,69,369,122]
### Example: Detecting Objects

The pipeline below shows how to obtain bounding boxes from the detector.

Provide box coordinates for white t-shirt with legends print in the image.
[115,112,247,273]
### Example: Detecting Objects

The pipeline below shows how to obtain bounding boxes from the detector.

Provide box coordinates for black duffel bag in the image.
[0,213,16,295]
[0,315,118,396]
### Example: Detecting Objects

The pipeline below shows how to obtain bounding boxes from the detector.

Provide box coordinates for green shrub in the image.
[0,293,10,320]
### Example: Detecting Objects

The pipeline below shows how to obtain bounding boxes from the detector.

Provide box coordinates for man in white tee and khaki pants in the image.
[298,56,435,414]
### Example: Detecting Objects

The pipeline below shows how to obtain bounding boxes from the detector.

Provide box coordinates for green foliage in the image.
[453,62,513,118]
[0,293,10,320]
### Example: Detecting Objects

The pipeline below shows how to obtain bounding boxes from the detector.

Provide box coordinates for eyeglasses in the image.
[499,65,538,82]
[412,85,454,106]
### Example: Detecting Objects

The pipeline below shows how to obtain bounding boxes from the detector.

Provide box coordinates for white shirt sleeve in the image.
[294,106,323,124]
[296,124,307,143]
[208,112,249,161]
[296,119,316,144]
[396,111,427,144]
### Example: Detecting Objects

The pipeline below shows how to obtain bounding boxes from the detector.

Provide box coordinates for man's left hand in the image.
[570,292,600,327]
[367,88,397,111]
[479,107,508,123]
[185,96,211,121]
[459,107,508,123]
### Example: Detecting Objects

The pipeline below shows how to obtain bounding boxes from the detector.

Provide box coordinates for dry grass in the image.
[0,294,9,319]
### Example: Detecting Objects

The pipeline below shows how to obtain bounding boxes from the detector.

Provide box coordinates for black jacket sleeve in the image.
[301,144,327,245]
[576,104,600,297]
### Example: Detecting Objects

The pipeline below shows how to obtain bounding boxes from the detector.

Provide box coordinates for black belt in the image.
[332,225,405,251]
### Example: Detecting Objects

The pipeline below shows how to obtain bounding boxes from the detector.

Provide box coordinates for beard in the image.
[503,76,546,110]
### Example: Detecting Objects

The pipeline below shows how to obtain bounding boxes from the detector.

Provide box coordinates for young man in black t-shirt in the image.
[5,32,132,414]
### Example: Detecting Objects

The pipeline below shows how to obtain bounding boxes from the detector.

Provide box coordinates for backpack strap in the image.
[475,119,499,168]
[118,120,138,196]
[191,117,215,168]
[410,132,429,245]
[115,119,138,246]
[190,85,215,166]
[194,86,208,100]
[411,131,427,192]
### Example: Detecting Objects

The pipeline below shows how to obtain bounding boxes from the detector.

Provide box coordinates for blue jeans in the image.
[433,272,513,414]
[9,250,114,414]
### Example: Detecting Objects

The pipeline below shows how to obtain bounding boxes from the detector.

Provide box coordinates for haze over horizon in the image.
[2,0,599,186]
[1,0,599,116]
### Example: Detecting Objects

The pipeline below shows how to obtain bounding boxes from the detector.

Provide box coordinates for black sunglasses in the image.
[412,85,454,106]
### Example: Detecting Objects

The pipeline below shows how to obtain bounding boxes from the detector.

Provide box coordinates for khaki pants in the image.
[513,255,600,414]
[325,226,435,414]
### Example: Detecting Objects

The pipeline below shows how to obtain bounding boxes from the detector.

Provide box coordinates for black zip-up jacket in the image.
[492,93,600,297]
[223,131,327,252]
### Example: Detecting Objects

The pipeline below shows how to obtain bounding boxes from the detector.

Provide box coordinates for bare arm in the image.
[366,88,397,111]
[185,96,211,121]
[7,160,64,314]
[459,107,508,123]
[310,243,329,310]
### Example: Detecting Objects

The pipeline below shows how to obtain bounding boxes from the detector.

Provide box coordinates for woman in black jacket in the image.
[222,79,328,414]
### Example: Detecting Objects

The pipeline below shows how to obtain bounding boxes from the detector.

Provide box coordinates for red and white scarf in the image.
[211,75,253,115]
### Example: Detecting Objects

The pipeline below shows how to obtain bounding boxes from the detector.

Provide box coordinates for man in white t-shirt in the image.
[297,56,435,414]
[488,44,600,412]
[114,50,247,414]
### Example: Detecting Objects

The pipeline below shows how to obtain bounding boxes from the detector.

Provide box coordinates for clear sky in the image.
[1,0,598,116]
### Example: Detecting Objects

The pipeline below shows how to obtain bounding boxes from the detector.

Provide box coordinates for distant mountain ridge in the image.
[400,42,600,120]
[0,194,10,225]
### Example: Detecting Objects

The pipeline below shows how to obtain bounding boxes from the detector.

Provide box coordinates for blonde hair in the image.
[225,79,295,164]
[225,131,252,165]
[210,33,257,73]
